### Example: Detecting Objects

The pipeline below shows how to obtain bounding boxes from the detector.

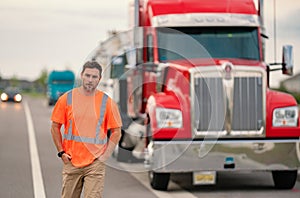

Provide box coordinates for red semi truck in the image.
[91,0,300,190]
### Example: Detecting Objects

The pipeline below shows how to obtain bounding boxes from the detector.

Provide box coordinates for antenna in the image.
[273,0,277,62]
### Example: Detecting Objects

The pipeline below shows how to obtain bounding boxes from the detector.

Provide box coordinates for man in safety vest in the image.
[51,61,122,198]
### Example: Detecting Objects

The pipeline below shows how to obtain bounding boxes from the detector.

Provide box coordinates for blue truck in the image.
[47,70,75,106]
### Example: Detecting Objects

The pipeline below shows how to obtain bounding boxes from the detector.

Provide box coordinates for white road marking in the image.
[24,101,46,198]
[118,162,197,198]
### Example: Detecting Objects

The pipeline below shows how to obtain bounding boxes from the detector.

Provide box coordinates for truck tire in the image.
[149,171,170,191]
[116,131,134,162]
[116,130,140,163]
[272,170,297,189]
[116,145,134,162]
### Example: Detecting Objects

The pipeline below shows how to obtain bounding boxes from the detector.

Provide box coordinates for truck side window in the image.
[111,55,126,78]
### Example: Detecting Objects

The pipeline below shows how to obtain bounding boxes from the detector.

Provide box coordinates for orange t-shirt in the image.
[51,88,122,167]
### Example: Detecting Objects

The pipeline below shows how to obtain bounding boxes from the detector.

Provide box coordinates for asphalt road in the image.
[0,96,299,198]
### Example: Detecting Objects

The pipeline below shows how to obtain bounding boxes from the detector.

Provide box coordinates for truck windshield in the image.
[157,27,260,62]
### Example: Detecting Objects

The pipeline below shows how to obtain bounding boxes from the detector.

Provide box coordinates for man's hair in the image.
[81,61,102,77]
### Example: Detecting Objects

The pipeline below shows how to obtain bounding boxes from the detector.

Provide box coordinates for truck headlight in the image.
[272,106,298,127]
[156,108,182,128]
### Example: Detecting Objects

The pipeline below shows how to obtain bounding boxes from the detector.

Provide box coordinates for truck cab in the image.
[91,0,299,191]
[47,70,75,106]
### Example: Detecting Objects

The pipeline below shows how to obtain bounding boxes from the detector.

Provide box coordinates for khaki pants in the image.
[62,159,106,198]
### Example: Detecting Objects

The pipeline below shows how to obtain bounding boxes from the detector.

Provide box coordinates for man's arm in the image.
[99,127,121,162]
[51,121,71,163]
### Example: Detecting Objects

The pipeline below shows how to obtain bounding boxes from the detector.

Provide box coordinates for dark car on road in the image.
[1,87,23,103]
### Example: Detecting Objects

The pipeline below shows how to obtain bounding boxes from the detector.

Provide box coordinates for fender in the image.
[266,89,300,137]
[146,92,191,139]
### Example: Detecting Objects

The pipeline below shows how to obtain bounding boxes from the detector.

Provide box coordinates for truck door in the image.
[130,32,158,115]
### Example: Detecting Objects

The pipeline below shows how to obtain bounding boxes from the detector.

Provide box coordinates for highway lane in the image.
[0,101,33,197]
[0,96,159,198]
[0,96,299,198]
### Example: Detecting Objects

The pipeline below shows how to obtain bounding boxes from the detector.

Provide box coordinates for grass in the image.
[23,91,46,99]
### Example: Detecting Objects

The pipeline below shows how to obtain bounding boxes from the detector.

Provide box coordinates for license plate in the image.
[193,171,216,185]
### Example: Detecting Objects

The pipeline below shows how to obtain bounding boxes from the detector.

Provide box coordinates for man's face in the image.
[81,68,101,93]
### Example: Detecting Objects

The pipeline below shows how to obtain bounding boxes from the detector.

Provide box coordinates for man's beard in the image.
[83,83,96,92]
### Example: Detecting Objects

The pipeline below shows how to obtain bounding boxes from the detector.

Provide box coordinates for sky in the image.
[0,0,299,88]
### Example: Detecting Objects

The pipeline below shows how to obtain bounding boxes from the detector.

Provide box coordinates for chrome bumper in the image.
[147,139,300,173]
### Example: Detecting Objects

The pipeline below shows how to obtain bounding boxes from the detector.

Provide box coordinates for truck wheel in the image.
[272,170,297,189]
[149,171,170,191]
[115,130,138,163]
[116,145,134,162]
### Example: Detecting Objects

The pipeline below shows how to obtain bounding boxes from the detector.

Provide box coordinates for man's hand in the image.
[98,127,121,162]
[61,153,72,164]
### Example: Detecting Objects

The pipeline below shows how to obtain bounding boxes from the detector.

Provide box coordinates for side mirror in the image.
[282,45,294,75]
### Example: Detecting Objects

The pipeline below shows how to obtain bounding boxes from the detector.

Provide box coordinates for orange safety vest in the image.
[63,90,110,167]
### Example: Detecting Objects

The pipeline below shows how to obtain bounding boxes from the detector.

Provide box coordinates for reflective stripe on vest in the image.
[64,90,108,144]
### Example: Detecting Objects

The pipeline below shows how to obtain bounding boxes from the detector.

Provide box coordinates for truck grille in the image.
[190,65,266,137]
